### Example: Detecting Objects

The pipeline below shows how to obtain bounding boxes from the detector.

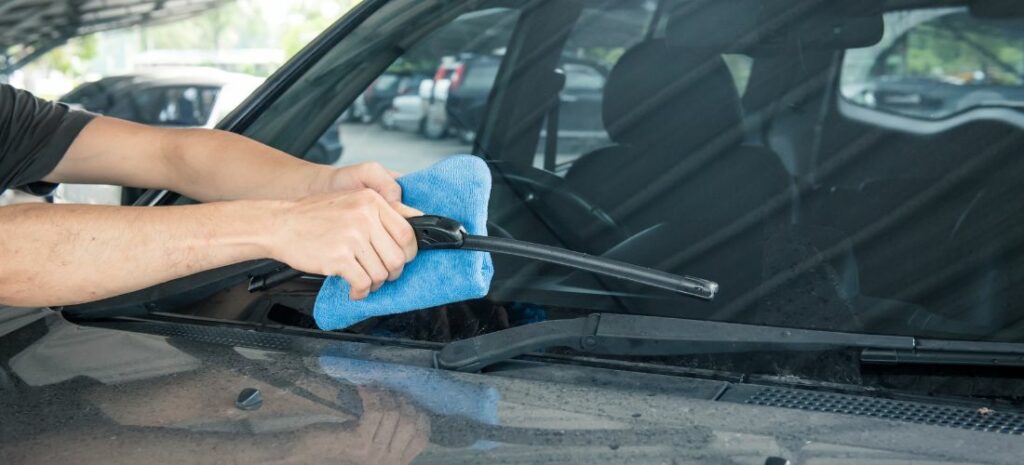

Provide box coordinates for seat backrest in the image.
[564,39,789,231]
[566,40,744,202]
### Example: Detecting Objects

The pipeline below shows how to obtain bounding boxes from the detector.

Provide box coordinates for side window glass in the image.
[157,86,218,126]
[841,9,1024,120]
[158,87,192,125]
[106,92,139,121]
[301,8,522,172]
[109,88,163,123]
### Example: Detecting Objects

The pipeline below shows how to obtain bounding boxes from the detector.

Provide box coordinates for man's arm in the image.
[0,188,419,308]
[43,116,400,203]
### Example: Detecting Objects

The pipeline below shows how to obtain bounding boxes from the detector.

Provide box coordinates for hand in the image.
[268,189,422,299]
[287,387,431,465]
[327,162,404,203]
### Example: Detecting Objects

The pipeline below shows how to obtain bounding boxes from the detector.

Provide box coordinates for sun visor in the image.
[665,0,883,53]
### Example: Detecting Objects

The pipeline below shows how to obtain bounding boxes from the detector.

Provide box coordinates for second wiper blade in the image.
[250,215,719,300]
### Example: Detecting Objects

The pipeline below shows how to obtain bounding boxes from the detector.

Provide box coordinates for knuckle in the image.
[341,229,363,244]
[351,275,371,291]
[385,256,405,272]
[354,188,379,201]
[393,226,415,244]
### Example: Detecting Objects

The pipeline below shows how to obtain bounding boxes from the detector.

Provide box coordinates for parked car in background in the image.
[60,73,154,113]
[445,54,500,143]
[103,73,262,127]
[379,93,426,132]
[446,55,607,148]
[357,71,430,123]
[419,58,457,139]
[56,69,343,205]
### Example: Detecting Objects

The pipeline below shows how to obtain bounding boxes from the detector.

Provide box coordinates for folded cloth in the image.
[314,155,494,330]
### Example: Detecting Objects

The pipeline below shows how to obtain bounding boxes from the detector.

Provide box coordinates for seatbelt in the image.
[543,68,566,172]
[543,98,560,172]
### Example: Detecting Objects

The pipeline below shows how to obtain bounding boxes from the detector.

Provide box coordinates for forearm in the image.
[159,127,337,202]
[0,201,280,307]
[44,117,338,203]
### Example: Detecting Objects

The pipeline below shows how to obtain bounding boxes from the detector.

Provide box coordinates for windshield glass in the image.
[236,0,1024,345]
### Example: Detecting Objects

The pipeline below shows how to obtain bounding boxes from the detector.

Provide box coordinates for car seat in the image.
[554,39,795,316]
[563,39,791,233]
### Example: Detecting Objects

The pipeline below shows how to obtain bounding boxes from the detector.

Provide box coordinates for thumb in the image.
[390,202,423,218]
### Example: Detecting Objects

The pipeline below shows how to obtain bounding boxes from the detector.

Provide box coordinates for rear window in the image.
[563,62,605,91]
[841,8,1024,120]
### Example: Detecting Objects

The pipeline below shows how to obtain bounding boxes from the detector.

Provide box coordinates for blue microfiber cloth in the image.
[314,155,494,330]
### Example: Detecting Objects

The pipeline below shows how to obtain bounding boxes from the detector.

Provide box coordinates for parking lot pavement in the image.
[334,122,471,173]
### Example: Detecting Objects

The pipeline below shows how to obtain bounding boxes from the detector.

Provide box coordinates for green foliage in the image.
[142,2,254,50]
[31,35,98,77]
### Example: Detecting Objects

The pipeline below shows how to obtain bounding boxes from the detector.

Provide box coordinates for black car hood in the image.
[1,308,1019,464]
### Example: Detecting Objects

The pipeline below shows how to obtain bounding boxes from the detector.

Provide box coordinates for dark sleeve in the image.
[0,83,96,194]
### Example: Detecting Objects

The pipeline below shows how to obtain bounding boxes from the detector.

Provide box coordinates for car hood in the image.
[0,308,1019,465]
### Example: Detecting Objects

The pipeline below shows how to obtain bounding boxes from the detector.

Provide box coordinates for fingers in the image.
[400,418,430,465]
[355,246,390,293]
[390,396,428,458]
[355,386,386,437]
[278,187,424,300]
[336,257,373,300]
[390,202,423,219]
[346,199,418,296]
[356,162,403,203]
[369,221,408,282]
[380,203,419,264]
[372,393,402,451]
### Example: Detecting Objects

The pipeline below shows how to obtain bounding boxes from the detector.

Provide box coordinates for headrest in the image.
[603,40,742,148]
[666,0,883,54]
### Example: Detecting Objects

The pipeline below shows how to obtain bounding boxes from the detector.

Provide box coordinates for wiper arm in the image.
[434,313,1024,372]
[250,216,719,300]
[436,313,910,372]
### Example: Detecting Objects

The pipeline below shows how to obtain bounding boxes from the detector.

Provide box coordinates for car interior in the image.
[74,0,1024,348]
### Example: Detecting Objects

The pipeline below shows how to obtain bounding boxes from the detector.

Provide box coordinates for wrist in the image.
[309,165,344,195]
[210,199,293,262]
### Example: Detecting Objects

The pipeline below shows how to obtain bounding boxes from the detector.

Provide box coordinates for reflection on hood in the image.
[10,317,198,386]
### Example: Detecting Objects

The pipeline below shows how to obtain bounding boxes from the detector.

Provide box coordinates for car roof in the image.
[109,71,263,93]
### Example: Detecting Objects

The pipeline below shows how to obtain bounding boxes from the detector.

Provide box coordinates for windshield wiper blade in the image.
[250,215,719,300]
[435,313,1024,372]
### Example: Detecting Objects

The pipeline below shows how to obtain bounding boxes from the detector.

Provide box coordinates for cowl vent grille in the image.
[745,387,1024,435]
